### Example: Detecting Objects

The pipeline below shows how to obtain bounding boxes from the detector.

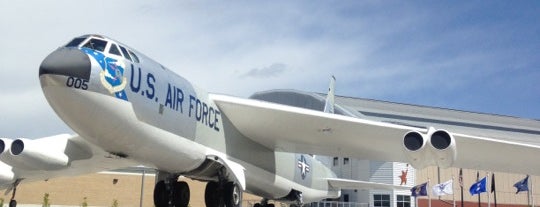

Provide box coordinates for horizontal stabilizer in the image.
[327,178,410,191]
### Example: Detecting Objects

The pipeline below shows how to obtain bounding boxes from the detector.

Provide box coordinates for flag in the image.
[514,175,529,194]
[411,182,428,197]
[491,173,496,193]
[469,176,487,195]
[433,179,454,196]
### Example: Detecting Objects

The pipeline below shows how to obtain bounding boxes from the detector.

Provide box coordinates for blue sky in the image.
[0,1,539,137]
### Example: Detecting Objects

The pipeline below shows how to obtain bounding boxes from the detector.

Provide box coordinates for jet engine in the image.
[0,138,15,163]
[0,162,14,184]
[402,131,431,169]
[0,138,15,184]
[403,129,457,169]
[6,135,70,171]
[428,130,456,168]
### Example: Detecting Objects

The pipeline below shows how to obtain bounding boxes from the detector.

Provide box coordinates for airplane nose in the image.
[39,48,91,80]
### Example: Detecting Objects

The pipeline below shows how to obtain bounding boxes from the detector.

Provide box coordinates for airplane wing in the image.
[211,94,540,175]
[326,178,410,191]
[0,134,138,189]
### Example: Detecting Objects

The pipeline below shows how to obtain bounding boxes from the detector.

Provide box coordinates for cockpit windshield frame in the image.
[82,38,108,52]
[64,35,142,64]
[65,37,87,48]
[118,45,132,61]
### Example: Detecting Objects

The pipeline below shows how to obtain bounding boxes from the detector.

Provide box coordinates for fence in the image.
[244,200,369,207]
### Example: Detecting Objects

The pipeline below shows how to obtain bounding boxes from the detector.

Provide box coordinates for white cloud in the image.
[241,63,287,79]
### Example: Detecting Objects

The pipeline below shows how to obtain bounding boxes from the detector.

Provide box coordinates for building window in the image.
[333,157,338,166]
[344,194,349,202]
[373,194,390,207]
[397,195,411,207]
[343,157,350,165]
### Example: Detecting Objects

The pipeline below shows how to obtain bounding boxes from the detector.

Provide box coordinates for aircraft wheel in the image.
[267,204,275,207]
[172,181,190,207]
[205,181,222,207]
[153,180,168,207]
[254,204,262,207]
[224,182,242,207]
[9,200,16,207]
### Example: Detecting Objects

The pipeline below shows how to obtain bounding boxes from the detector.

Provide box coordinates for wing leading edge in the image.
[211,94,540,175]
[0,134,137,189]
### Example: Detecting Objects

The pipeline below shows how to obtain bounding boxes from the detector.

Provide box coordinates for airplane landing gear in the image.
[153,174,190,207]
[9,190,17,207]
[253,199,275,207]
[8,179,22,207]
[288,191,304,207]
[204,181,243,207]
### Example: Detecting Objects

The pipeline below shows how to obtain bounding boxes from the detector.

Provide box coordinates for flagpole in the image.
[453,177,456,207]
[460,169,464,207]
[492,173,497,207]
[529,177,534,207]
[477,171,481,207]
[487,173,491,207]
[429,178,432,207]
[527,175,531,207]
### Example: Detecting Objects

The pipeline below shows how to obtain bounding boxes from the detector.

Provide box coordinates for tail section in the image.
[323,76,336,114]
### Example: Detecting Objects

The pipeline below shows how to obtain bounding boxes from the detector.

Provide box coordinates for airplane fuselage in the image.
[39,35,339,204]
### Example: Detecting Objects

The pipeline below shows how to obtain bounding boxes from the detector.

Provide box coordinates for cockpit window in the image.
[109,43,122,56]
[118,46,132,61]
[82,38,107,52]
[129,51,140,63]
[65,37,86,47]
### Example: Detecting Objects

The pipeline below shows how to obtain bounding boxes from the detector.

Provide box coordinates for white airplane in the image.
[1,34,539,207]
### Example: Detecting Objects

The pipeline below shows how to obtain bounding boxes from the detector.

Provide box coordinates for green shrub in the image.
[42,193,50,207]
[81,197,88,207]
[111,199,118,207]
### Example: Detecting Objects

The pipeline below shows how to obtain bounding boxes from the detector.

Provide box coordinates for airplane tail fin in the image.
[323,76,336,114]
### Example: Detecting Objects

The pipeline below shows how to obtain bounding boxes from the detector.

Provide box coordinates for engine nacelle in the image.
[402,131,431,169]
[7,135,70,171]
[0,139,15,184]
[428,130,457,168]
[0,138,14,163]
[403,129,457,169]
[0,161,14,184]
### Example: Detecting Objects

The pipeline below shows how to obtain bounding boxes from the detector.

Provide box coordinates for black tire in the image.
[172,181,190,207]
[9,200,16,207]
[224,182,242,207]
[153,180,168,207]
[205,181,221,207]
[253,204,262,207]
[267,204,275,207]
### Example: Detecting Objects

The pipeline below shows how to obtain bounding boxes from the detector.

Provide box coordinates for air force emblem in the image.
[297,155,311,180]
[81,48,128,100]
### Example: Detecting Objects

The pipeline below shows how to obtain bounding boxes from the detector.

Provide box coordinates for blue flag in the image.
[469,176,487,195]
[411,182,428,197]
[514,175,529,194]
